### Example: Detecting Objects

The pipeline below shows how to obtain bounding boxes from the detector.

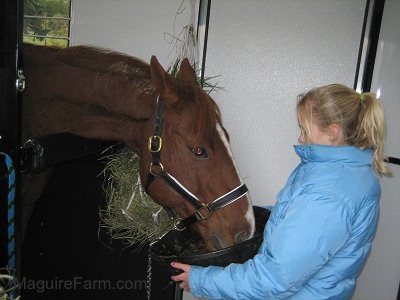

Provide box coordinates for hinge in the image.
[16,69,25,92]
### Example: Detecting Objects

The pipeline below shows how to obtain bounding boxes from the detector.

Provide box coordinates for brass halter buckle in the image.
[195,203,213,220]
[148,135,162,153]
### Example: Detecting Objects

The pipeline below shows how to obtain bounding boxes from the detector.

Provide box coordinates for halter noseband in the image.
[144,95,248,231]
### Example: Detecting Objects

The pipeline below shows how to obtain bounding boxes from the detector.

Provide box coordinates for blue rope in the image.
[1,152,16,298]
[1,153,16,269]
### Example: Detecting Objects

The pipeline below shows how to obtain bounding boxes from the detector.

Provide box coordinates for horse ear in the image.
[150,56,179,103]
[178,58,199,85]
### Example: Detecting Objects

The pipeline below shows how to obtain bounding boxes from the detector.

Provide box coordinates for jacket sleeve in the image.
[189,192,352,299]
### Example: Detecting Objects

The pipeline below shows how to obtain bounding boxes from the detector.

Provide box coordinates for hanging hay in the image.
[0,268,19,300]
[100,148,174,247]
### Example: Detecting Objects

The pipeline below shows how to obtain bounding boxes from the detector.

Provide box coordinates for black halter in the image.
[144,95,248,230]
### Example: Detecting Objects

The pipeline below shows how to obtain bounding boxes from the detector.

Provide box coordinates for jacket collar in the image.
[293,144,373,166]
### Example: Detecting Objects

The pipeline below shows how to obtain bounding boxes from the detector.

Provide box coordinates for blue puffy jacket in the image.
[189,144,380,299]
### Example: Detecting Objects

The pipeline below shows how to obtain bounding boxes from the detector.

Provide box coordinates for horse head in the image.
[21,43,255,252]
[137,56,255,251]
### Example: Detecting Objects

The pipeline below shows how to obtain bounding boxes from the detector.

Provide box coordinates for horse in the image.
[21,43,255,251]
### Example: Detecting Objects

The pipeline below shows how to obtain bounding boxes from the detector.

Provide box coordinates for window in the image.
[23,0,71,47]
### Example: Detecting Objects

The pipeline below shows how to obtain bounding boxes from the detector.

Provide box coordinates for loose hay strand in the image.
[100,148,173,247]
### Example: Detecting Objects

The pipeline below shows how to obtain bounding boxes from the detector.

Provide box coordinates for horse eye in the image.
[192,146,208,158]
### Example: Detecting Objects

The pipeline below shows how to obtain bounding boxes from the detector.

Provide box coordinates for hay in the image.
[0,268,19,300]
[100,148,173,247]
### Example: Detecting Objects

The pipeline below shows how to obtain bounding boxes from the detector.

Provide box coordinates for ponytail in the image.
[355,92,392,176]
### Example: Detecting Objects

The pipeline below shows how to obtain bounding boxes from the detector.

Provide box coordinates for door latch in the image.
[16,69,25,92]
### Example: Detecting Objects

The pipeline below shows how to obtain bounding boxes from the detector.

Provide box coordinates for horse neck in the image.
[23,46,158,150]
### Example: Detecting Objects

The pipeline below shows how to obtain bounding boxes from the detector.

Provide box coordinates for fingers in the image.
[171,269,188,283]
[171,261,190,272]
[170,261,191,291]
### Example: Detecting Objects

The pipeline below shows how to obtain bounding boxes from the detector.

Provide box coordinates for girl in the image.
[171,84,392,299]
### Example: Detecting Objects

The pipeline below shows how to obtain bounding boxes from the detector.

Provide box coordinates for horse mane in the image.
[55,45,151,80]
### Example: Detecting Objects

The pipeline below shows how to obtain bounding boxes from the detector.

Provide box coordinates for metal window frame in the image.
[196,0,211,86]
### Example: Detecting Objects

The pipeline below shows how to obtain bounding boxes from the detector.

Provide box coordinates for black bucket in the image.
[150,206,270,276]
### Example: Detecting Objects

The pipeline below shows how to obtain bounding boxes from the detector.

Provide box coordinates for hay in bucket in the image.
[100,148,174,247]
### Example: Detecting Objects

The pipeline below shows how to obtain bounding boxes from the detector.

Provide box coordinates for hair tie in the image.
[360,93,366,105]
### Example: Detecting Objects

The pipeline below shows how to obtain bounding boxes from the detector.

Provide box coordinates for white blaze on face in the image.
[216,123,256,237]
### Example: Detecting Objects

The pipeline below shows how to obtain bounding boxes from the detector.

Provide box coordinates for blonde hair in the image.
[297,84,391,176]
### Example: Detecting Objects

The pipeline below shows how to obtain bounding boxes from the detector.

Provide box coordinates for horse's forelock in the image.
[188,86,222,139]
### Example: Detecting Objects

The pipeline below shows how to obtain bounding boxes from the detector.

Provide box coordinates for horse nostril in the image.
[235,231,250,243]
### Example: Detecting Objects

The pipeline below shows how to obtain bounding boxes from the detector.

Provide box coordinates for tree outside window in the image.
[24,0,71,47]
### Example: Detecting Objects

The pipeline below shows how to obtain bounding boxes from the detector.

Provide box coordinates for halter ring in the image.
[173,218,186,231]
[149,162,164,176]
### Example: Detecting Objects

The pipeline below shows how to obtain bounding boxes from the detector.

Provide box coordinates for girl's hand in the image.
[170,261,191,291]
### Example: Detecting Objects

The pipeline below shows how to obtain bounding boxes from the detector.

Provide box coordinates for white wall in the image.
[71,0,193,68]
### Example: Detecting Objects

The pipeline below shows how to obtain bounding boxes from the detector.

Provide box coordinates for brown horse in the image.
[22,43,255,251]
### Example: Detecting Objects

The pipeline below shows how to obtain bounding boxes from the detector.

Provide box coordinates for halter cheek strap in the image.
[144,95,248,230]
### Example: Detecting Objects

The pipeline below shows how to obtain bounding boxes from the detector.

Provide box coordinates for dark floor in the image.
[21,153,175,300]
